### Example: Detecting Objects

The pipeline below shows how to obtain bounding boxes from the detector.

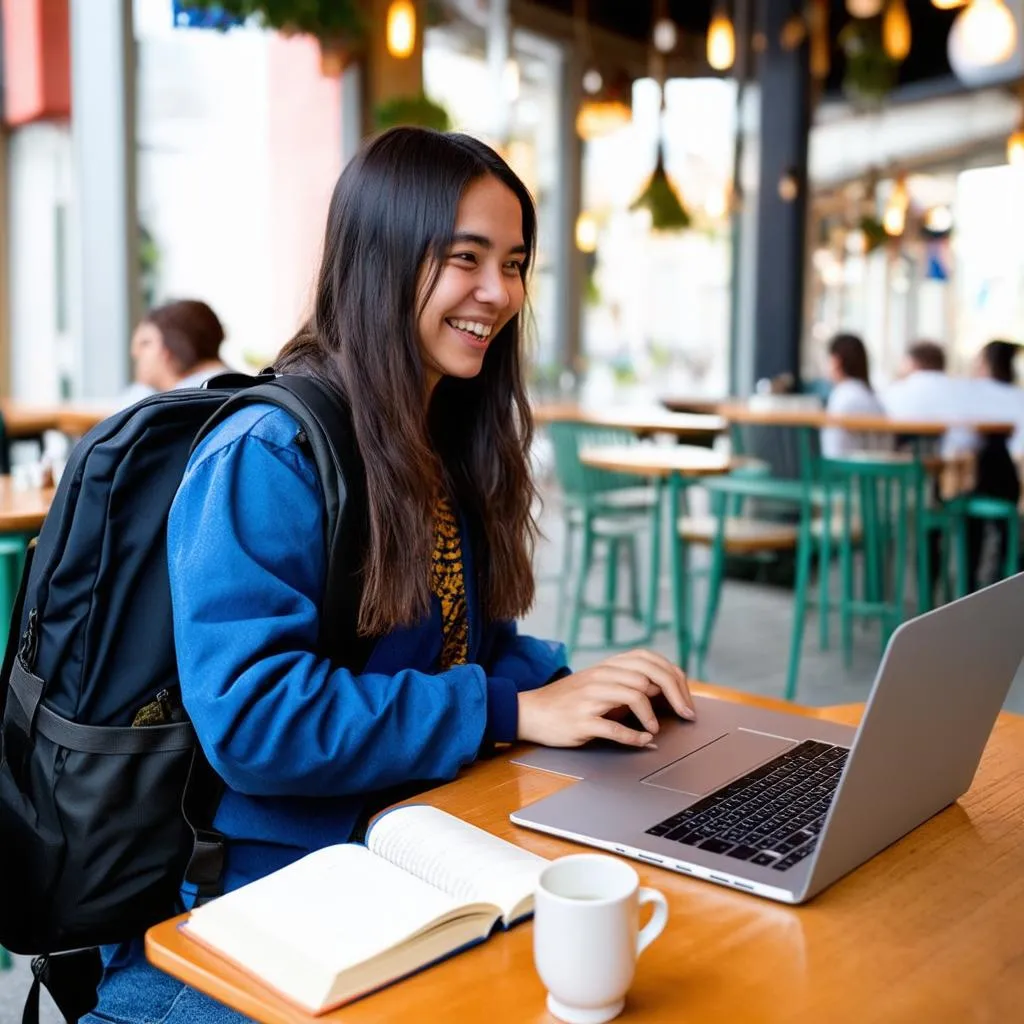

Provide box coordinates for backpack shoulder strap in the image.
[193,373,372,668]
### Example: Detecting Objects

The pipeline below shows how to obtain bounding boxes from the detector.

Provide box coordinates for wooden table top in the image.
[579,444,735,478]
[718,403,1014,435]
[1,400,113,439]
[145,683,1024,1023]
[0,475,55,532]
[532,403,727,437]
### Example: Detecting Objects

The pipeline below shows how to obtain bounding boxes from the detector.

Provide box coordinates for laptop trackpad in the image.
[641,729,796,796]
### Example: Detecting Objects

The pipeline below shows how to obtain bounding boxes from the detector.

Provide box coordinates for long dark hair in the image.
[828,332,872,388]
[980,340,1020,384]
[276,127,538,636]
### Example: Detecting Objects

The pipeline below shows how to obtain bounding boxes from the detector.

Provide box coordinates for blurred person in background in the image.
[960,339,1024,587]
[882,341,976,457]
[968,340,1024,458]
[119,299,228,407]
[819,332,887,458]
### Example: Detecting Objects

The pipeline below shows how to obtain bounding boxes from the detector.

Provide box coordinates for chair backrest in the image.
[547,421,642,503]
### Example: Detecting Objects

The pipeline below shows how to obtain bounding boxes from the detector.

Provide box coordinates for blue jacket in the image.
[167,403,568,892]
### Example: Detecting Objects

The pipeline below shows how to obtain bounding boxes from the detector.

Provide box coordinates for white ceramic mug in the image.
[533,853,669,1024]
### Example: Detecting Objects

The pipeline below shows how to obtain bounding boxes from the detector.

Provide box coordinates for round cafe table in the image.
[577,443,738,658]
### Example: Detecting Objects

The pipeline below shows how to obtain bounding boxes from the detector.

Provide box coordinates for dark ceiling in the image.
[531,0,964,97]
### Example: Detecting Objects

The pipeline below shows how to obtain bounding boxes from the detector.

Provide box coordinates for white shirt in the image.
[881,371,978,456]
[820,379,887,457]
[959,378,1024,458]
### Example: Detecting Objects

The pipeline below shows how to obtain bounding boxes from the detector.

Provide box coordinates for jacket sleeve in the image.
[167,425,501,799]
[482,619,571,693]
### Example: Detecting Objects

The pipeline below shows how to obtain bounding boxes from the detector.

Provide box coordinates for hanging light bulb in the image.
[947,0,1018,81]
[386,0,416,59]
[1008,127,1024,167]
[575,212,599,253]
[883,0,912,61]
[846,0,884,16]
[653,17,678,54]
[931,0,966,8]
[582,68,603,95]
[707,10,736,71]
[883,175,909,237]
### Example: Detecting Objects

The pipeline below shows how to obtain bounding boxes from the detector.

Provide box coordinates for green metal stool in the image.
[819,453,926,663]
[951,495,1020,596]
[0,532,31,655]
[547,421,659,657]
[683,473,814,699]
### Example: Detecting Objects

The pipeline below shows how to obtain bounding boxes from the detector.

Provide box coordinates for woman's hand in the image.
[517,649,695,748]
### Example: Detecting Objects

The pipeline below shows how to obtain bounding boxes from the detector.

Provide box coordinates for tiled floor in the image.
[4,482,1021,1022]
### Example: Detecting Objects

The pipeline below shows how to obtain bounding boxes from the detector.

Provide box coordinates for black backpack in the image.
[0,372,372,1021]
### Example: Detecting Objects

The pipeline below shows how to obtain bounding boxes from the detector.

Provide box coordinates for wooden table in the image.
[717,403,1014,436]
[0,475,55,533]
[533,403,727,441]
[578,445,736,649]
[1,400,113,440]
[146,683,1024,1024]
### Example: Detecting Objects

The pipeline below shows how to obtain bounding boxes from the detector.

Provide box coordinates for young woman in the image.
[83,129,693,1023]
[119,299,229,407]
[820,332,887,458]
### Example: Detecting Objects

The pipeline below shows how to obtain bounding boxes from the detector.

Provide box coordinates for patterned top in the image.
[430,494,469,670]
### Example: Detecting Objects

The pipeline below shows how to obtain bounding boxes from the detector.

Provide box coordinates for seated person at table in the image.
[819,332,888,458]
[118,299,229,407]
[882,340,977,457]
[968,340,1024,458]
[960,340,1024,587]
[82,128,695,1024]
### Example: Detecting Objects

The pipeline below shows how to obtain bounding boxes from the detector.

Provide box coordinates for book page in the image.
[186,844,472,992]
[367,805,547,923]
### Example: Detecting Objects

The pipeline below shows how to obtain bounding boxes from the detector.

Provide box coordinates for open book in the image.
[181,805,547,1015]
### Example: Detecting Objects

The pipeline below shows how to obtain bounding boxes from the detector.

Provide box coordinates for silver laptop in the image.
[511,572,1024,904]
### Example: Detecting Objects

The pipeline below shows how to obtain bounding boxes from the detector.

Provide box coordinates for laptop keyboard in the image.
[644,739,849,872]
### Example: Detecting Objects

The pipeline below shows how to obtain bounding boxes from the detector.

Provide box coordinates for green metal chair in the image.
[0,533,31,653]
[680,473,814,699]
[817,452,927,663]
[547,421,660,657]
[950,494,1021,596]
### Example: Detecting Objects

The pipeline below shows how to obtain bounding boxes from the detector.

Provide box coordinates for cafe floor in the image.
[4,481,1022,1023]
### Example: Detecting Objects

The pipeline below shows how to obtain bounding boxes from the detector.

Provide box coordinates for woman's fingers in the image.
[592,682,659,734]
[587,715,654,748]
[603,650,696,719]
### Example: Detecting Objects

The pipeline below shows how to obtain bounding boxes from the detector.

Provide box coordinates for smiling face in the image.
[416,174,527,395]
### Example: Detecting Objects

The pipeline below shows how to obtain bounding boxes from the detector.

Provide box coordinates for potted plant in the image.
[177,1,366,75]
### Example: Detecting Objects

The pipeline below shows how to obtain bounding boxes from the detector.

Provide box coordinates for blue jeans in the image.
[81,940,254,1024]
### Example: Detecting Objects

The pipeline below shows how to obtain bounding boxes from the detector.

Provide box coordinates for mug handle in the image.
[636,887,669,957]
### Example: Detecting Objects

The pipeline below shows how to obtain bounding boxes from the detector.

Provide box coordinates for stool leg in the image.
[602,537,619,645]
[1005,513,1020,580]
[626,536,642,623]
[695,494,727,678]
[785,504,813,702]
[818,488,832,652]
[566,520,596,659]
[554,514,576,641]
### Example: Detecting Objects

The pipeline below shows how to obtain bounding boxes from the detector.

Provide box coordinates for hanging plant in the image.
[178,1,366,75]
[374,93,451,133]
[629,144,691,231]
[838,17,898,107]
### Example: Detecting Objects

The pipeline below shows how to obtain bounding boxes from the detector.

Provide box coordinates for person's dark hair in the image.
[828,333,871,387]
[979,339,1020,384]
[276,127,538,635]
[144,300,224,371]
[906,340,946,373]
